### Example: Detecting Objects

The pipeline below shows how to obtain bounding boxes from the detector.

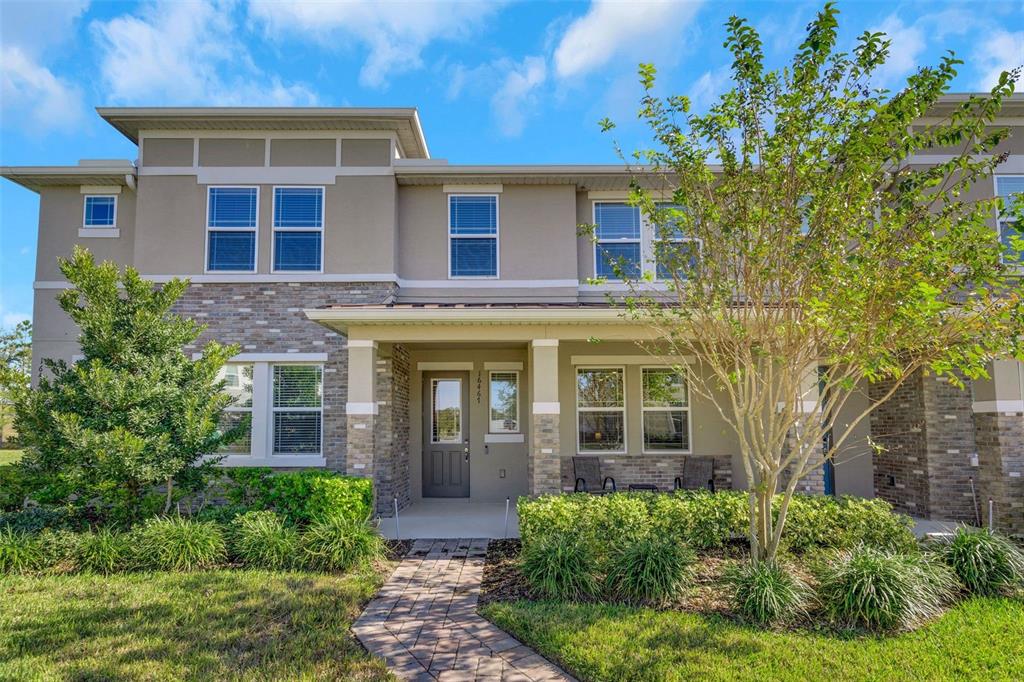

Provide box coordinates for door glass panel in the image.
[431,379,462,443]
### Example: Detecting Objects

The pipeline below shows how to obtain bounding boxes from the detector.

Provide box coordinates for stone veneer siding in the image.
[175,281,396,474]
[559,455,733,492]
[974,411,1024,536]
[782,416,825,495]
[530,414,562,495]
[374,344,411,515]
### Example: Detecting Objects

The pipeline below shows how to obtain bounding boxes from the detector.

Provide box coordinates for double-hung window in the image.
[207,187,258,272]
[652,203,700,280]
[995,176,1023,263]
[217,363,254,454]
[594,202,642,279]
[489,371,519,433]
[641,367,690,453]
[449,194,498,277]
[576,367,626,453]
[273,187,324,271]
[83,195,117,228]
[273,364,323,455]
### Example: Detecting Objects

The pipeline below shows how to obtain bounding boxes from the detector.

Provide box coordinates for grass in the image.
[0,449,23,466]
[0,567,395,681]
[481,597,1024,681]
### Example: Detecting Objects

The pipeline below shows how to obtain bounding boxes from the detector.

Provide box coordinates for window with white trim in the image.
[577,367,626,453]
[272,364,323,455]
[652,203,701,280]
[594,202,641,279]
[995,176,1023,263]
[449,194,498,277]
[489,371,519,433]
[207,187,257,272]
[83,195,117,227]
[273,187,324,271]
[217,363,254,454]
[642,367,690,453]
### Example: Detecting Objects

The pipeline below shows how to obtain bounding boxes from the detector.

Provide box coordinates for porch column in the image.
[972,360,1024,534]
[346,340,378,481]
[530,339,562,496]
[783,365,825,494]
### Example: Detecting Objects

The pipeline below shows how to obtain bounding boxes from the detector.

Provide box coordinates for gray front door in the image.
[422,372,471,498]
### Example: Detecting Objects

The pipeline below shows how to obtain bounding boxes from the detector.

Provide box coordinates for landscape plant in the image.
[602,533,694,605]
[230,510,300,569]
[221,467,374,525]
[134,516,227,572]
[726,560,813,625]
[75,527,132,574]
[300,514,384,572]
[936,527,1024,596]
[0,527,44,574]
[520,533,599,601]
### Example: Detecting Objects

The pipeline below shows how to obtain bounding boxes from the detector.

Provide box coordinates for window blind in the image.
[273,365,323,455]
[450,195,497,234]
[208,231,256,271]
[595,203,640,240]
[274,231,321,271]
[208,187,257,228]
[274,187,323,228]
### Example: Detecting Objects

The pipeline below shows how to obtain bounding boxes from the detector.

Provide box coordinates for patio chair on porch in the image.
[573,456,617,494]
[674,457,716,493]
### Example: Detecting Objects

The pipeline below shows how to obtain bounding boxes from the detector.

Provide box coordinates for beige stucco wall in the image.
[141,138,193,166]
[341,139,391,167]
[198,138,266,166]
[831,379,875,498]
[270,139,336,167]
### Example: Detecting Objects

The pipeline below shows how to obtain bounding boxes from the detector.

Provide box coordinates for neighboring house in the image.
[2,100,1022,534]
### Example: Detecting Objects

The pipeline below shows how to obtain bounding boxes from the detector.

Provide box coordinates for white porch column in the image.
[530,339,562,495]
[972,360,1024,534]
[345,340,378,480]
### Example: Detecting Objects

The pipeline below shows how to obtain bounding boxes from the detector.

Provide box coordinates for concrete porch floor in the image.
[377,499,520,540]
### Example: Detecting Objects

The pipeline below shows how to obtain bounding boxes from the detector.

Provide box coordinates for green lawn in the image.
[0,449,22,466]
[482,598,1024,682]
[0,568,394,681]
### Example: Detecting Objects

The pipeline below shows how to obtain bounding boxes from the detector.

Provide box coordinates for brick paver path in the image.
[353,538,576,681]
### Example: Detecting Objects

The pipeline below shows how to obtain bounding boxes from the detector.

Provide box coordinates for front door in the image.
[422,372,470,497]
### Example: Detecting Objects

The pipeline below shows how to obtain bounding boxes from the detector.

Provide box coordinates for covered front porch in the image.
[376,498,520,539]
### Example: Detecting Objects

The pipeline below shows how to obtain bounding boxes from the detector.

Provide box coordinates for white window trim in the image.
[271,363,324,457]
[592,201,641,282]
[995,174,1023,266]
[576,365,627,455]
[82,194,118,228]
[220,362,254,457]
[271,185,325,274]
[640,366,693,455]
[205,185,259,274]
[488,370,520,434]
[431,377,464,444]
[448,193,500,279]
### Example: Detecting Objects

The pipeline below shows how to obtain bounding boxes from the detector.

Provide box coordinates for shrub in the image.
[134,516,227,571]
[37,528,79,571]
[0,527,45,573]
[76,527,132,574]
[300,515,383,572]
[727,560,812,625]
[231,511,300,569]
[818,545,957,631]
[223,468,374,525]
[0,506,77,533]
[603,534,694,605]
[936,528,1024,596]
[672,490,748,549]
[782,496,916,554]
[521,533,599,601]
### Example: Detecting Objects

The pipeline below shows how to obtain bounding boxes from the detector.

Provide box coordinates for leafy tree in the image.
[594,3,1024,563]
[0,320,31,446]
[11,247,242,523]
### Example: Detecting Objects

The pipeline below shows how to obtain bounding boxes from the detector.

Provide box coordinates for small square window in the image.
[83,196,116,227]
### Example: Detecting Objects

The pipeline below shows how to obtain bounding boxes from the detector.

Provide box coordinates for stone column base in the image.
[530,413,562,496]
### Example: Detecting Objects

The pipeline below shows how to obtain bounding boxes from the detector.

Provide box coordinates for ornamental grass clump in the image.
[726,560,813,626]
[937,527,1024,596]
[134,516,227,572]
[231,510,300,570]
[0,527,45,574]
[300,514,384,572]
[818,545,957,631]
[75,527,132,574]
[603,534,694,605]
[521,533,599,601]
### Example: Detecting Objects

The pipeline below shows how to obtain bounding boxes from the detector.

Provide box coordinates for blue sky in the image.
[2,0,1022,328]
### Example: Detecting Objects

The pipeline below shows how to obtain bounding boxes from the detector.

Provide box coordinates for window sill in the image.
[485,433,524,444]
[213,454,326,468]
[79,228,119,238]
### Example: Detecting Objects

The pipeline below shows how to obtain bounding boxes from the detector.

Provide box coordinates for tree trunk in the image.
[163,477,174,515]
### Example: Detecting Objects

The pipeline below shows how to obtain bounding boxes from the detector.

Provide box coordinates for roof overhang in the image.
[305,306,631,330]
[393,162,687,190]
[96,106,430,159]
[0,164,136,192]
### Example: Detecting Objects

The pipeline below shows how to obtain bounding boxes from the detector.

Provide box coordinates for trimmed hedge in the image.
[518,491,915,556]
[220,468,374,525]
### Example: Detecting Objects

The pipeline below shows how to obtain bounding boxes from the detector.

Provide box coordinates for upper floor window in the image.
[273,187,324,272]
[653,203,700,280]
[996,176,1022,262]
[594,202,641,279]
[83,195,117,228]
[449,194,498,278]
[207,187,257,272]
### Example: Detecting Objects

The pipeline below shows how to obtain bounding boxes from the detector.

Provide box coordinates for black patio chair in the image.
[573,456,617,494]
[674,457,716,493]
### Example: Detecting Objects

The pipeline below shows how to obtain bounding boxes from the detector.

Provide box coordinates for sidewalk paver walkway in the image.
[354,538,575,681]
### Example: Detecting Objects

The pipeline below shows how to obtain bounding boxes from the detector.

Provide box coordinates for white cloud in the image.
[92,0,318,105]
[0,0,90,55]
[553,0,705,80]
[870,14,926,86]
[492,56,547,137]
[975,29,1024,90]
[2,310,31,329]
[688,65,730,112]
[248,0,504,88]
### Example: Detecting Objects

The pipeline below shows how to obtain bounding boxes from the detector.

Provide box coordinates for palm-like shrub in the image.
[521,533,598,600]
[0,527,45,574]
[727,560,812,625]
[231,511,300,569]
[300,515,383,572]
[937,528,1024,596]
[76,527,132,574]
[134,516,226,571]
[818,545,957,631]
[603,534,694,605]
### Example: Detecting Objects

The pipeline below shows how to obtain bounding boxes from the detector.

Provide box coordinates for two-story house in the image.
[3,102,1022,533]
